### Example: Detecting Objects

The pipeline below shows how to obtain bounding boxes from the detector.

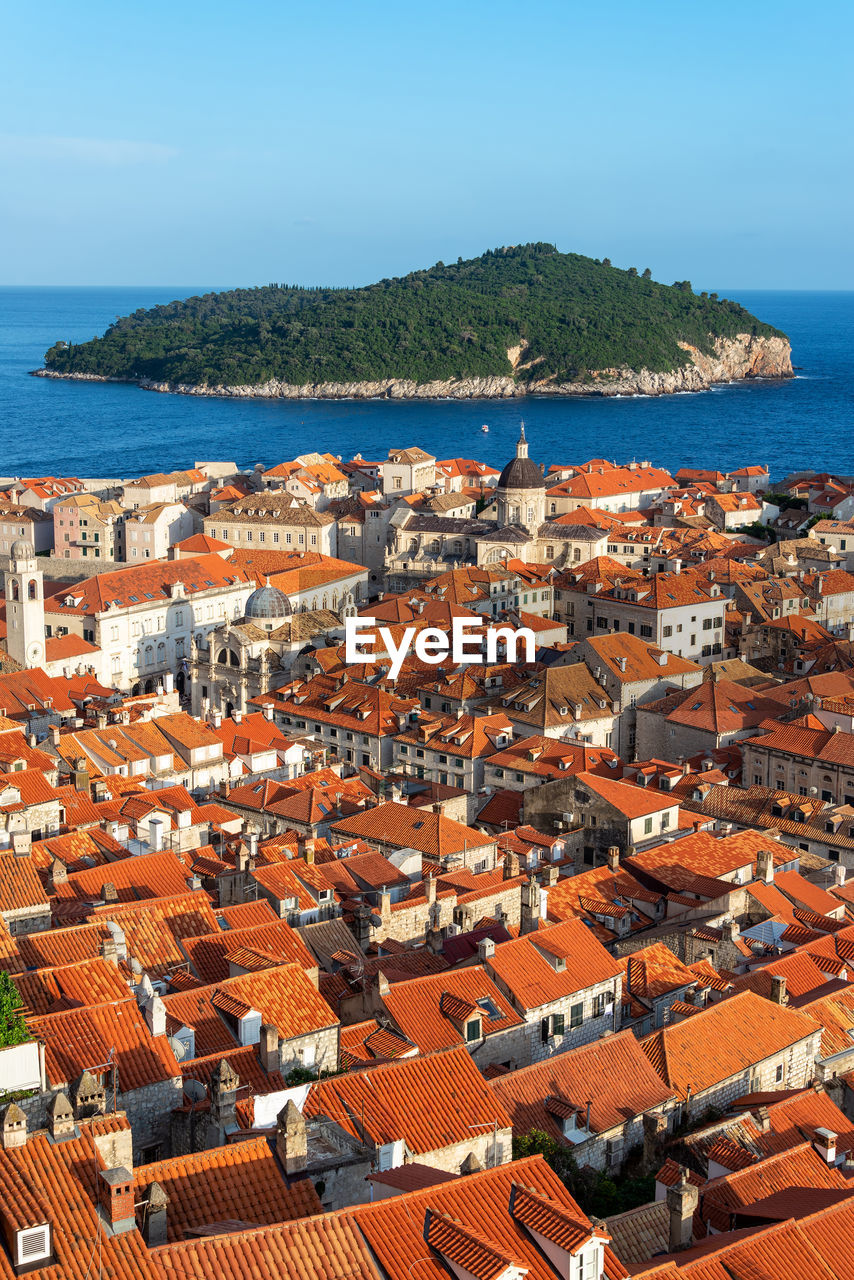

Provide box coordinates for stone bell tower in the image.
[5,540,45,668]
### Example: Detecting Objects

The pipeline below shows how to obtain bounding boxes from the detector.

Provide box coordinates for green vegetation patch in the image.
[44,244,785,388]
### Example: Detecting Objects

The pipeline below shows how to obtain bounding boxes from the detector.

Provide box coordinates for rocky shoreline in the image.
[32,333,793,401]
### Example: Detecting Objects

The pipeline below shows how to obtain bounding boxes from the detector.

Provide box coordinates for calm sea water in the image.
[0,287,852,480]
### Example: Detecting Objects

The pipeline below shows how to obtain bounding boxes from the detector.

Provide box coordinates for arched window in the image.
[229,650,239,667]
[145,645,154,667]
[10,580,19,602]
[217,649,229,664]
[27,580,37,600]
[157,642,165,662]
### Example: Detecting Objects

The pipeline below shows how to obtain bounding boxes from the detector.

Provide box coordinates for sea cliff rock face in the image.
[33,333,792,400]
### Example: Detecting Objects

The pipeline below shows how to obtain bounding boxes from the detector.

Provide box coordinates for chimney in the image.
[100,934,119,966]
[504,851,520,880]
[263,703,274,721]
[756,849,774,884]
[814,1127,838,1165]
[144,994,167,1038]
[835,864,847,887]
[141,1182,169,1248]
[540,865,558,888]
[720,919,739,943]
[425,875,437,906]
[164,673,174,693]
[666,1172,698,1253]
[520,875,541,935]
[770,974,788,1006]
[47,1092,75,1141]
[101,882,118,905]
[212,710,223,729]
[0,1103,27,1150]
[208,1059,240,1143]
[232,710,242,724]
[247,830,259,862]
[642,1111,667,1170]
[276,1100,307,1174]
[147,813,172,855]
[98,1168,136,1234]
[71,1070,106,1118]
[48,856,68,889]
[477,936,496,962]
[259,1023,279,1074]
[607,845,620,874]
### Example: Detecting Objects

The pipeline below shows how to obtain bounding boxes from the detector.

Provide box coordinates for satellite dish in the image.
[168,1036,189,1062]
[183,1078,207,1102]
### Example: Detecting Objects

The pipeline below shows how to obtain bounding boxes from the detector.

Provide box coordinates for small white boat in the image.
[481,423,489,432]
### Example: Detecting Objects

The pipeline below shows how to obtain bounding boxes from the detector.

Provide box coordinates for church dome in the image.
[245,578,292,622]
[10,539,34,561]
[497,455,546,490]
[497,424,546,490]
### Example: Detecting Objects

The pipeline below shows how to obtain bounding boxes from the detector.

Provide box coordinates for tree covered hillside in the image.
[43,243,786,387]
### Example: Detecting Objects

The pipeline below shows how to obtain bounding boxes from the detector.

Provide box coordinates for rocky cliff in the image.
[33,333,792,401]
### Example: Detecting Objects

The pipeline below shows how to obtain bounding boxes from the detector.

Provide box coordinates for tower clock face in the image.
[26,641,43,664]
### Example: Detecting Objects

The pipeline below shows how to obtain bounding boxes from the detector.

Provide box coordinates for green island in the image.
[40,243,789,392]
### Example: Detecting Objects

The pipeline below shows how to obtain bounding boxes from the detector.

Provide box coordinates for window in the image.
[775,1063,784,1083]
[663,625,672,638]
[552,1012,565,1037]
[465,1019,480,1043]
[643,816,653,834]
[592,992,607,1018]
[569,1002,583,1029]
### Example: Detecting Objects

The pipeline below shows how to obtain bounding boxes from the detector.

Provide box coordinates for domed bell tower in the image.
[495,423,547,531]
[5,540,46,668]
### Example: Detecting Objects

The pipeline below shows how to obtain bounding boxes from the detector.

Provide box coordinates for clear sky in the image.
[2,0,851,288]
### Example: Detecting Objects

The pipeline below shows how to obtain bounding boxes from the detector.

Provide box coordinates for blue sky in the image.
[2,0,851,288]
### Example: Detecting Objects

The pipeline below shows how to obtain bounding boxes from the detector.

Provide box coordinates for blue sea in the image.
[0,287,852,480]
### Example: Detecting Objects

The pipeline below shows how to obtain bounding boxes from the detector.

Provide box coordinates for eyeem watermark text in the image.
[344,616,536,680]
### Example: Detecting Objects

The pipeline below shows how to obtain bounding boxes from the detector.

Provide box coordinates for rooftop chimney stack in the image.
[276,1100,308,1175]
[98,1168,136,1235]
[666,1172,698,1253]
[814,1127,838,1165]
[0,1103,27,1150]
[259,1023,280,1074]
[47,1092,76,1141]
[770,974,788,1006]
[607,845,620,874]
[141,1182,169,1248]
[144,994,167,1038]
[756,849,774,884]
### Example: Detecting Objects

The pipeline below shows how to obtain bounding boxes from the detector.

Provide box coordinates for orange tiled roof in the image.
[165,963,336,1049]
[488,1029,675,1142]
[639,991,822,1099]
[15,957,130,1016]
[28,997,180,1090]
[486,917,622,1010]
[331,801,493,859]
[381,967,523,1053]
[0,852,48,915]
[181,919,316,984]
[304,1045,509,1154]
[131,1137,321,1240]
